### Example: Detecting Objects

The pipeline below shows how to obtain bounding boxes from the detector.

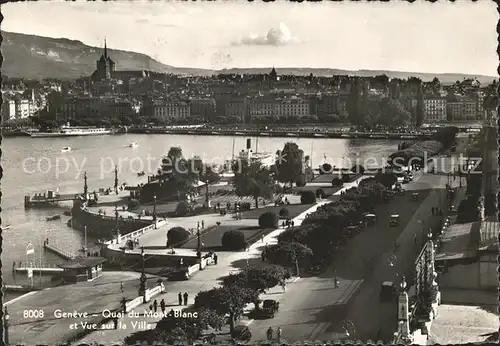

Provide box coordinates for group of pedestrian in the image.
[431,207,442,216]
[282,219,295,228]
[266,326,283,342]
[149,299,167,313]
[178,292,189,306]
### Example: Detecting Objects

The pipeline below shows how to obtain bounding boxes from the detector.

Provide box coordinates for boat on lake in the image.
[129,142,138,148]
[61,146,72,153]
[30,124,111,138]
[2,224,11,230]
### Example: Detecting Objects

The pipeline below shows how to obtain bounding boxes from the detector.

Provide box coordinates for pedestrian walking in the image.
[291,220,295,227]
[113,317,118,329]
[213,253,218,265]
[178,292,183,306]
[153,299,158,312]
[334,276,339,288]
[120,281,124,293]
[183,292,188,305]
[149,304,153,311]
[202,220,205,229]
[282,220,285,228]
[160,299,166,313]
[281,281,286,292]
[266,327,273,341]
[277,327,282,343]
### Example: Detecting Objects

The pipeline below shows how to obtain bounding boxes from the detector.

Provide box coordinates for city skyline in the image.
[2,1,497,76]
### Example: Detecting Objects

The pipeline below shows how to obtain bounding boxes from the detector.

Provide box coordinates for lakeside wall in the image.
[71,202,151,240]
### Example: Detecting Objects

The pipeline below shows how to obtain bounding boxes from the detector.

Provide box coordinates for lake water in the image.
[1,133,402,296]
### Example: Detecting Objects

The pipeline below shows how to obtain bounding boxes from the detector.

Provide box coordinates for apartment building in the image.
[424,98,447,122]
[153,101,191,122]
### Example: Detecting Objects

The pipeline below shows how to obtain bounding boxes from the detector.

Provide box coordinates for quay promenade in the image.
[128,127,434,140]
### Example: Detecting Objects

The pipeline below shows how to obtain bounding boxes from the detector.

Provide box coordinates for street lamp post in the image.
[115,204,120,241]
[153,194,157,223]
[83,171,88,198]
[196,223,201,259]
[138,247,147,300]
[114,165,119,195]
[4,306,9,346]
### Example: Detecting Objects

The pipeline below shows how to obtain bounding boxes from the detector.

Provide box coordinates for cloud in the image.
[232,22,299,46]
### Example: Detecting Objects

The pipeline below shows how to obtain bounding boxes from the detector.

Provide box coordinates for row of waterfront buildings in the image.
[3,90,485,125]
[1,40,491,125]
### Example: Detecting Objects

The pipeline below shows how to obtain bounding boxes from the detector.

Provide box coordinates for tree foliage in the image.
[194,286,259,321]
[275,142,304,187]
[263,241,314,266]
[222,265,290,293]
[232,159,274,208]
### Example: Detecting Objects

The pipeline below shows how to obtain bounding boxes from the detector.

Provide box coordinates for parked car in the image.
[380,281,396,301]
[389,214,400,227]
[251,299,279,319]
[167,270,189,281]
[231,325,252,341]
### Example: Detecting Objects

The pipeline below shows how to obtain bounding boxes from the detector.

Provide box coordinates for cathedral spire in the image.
[104,38,108,59]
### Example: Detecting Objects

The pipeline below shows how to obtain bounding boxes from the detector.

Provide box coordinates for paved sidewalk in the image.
[74,197,334,345]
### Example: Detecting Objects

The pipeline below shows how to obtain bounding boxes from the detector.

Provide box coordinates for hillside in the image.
[2,31,496,84]
[219,68,496,85]
[1,31,209,80]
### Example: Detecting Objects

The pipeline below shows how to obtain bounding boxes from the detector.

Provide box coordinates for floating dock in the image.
[24,190,82,209]
[14,266,63,275]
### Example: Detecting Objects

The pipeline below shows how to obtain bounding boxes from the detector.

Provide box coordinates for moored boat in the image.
[46,214,61,221]
[61,146,72,153]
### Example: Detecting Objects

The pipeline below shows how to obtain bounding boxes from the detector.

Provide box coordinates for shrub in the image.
[295,175,306,187]
[279,207,289,218]
[127,199,140,210]
[332,177,343,187]
[300,190,316,204]
[321,163,332,174]
[221,230,246,251]
[166,227,190,247]
[175,201,193,216]
[259,212,279,229]
[316,188,326,199]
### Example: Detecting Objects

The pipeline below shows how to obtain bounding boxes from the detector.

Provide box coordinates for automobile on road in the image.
[251,299,280,319]
[389,214,400,226]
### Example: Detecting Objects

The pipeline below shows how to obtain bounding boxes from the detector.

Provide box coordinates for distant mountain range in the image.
[2,31,496,85]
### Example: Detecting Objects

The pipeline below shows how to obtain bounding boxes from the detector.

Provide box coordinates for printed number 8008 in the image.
[23,310,44,318]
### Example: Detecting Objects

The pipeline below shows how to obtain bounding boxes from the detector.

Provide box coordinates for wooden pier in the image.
[24,190,82,209]
[43,240,75,260]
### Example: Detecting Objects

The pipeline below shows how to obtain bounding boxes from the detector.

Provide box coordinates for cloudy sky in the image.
[2,1,497,75]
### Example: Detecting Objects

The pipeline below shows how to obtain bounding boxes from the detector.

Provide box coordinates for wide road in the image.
[249,170,456,343]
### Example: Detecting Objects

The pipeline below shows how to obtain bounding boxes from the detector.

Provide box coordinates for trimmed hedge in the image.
[332,177,343,187]
[259,211,279,229]
[166,227,190,247]
[300,190,316,204]
[221,230,246,251]
[279,207,290,218]
[316,188,326,199]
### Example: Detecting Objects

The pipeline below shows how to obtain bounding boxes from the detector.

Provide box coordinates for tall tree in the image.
[232,159,274,208]
[275,142,304,187]
[194,286,259,333]
[347,77,363,125]
[416,83,425,127]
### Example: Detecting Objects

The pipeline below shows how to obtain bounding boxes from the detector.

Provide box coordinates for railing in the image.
[15,262,61,269]
[44,242,75,260]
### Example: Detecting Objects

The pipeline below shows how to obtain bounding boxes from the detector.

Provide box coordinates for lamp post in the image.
[4,306,9,346]
[115,204,120,242]
[114,165,119,195]
[83,171,88,198]
[153,194,157,222]
[196,222,201,259]
[138,247,146,300]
